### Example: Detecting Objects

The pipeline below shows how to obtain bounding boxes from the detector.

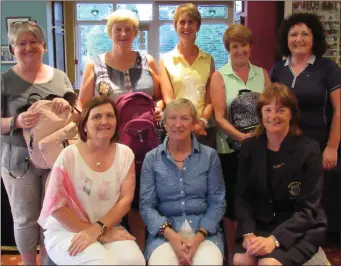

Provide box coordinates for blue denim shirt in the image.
[139,136,226,259]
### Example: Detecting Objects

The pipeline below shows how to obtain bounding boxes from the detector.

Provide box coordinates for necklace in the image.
[96,162,101,167]
[168,144,190,163]
[173,158,185,163]
[171,153,187,163]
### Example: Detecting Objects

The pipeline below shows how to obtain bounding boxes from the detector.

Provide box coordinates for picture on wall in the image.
[292,1,341,65]
[234,1,243,15]
[6,16,30,32]
[1,46,16,64]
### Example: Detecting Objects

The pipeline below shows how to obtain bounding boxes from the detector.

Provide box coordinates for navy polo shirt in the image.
[270,56,341,149]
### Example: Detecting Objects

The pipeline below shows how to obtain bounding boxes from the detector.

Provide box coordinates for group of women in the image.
[1,2,339,266]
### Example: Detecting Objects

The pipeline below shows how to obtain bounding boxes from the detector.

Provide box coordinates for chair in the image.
[303,247,330,265]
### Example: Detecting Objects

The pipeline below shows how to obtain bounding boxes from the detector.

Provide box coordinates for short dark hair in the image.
[278,13,327,57]
[253,83,302,137]
[78,96,119,142]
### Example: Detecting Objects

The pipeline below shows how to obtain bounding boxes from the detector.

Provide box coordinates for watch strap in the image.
[96,221,105,228]
[196,229,208,238]
[270,235,280,247]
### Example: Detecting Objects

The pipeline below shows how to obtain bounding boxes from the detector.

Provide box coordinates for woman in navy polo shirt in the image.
[270,13,340,170]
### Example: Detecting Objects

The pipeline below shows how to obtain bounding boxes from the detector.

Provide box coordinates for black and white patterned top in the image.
[92,51,154,101]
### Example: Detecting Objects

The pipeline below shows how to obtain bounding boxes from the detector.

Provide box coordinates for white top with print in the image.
[43,143,134,232]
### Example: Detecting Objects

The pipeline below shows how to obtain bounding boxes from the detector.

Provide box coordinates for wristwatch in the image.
[196,229,208,238]
[270,235,280,248]
[243,232,254,238]
[96,221,108,240]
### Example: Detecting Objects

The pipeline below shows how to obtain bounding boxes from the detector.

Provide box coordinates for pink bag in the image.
[116,92,160,167]
[23,100,79,169]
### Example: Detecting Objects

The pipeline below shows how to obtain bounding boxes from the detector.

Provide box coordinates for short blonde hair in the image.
[105,9,139,38]
[173,3,201,31]
[8,23,46,55]
[163,98,198,125]
[223,24,252,51]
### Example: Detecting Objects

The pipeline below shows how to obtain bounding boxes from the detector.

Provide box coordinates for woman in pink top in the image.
[39,96,145,265]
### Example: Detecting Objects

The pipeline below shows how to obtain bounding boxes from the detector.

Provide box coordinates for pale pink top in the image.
[38,143,134,232]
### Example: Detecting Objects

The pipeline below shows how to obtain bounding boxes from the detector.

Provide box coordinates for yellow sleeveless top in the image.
[162,45,212,119]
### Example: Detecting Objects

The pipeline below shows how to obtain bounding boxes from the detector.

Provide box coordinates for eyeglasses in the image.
[11,20,38,28]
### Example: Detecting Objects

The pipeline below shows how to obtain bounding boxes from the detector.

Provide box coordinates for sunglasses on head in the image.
[11,20,38,28]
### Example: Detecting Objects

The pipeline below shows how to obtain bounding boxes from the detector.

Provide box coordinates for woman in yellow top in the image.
[159,3,215,148]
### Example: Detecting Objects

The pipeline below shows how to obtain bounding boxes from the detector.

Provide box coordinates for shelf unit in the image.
[286,1,341,66]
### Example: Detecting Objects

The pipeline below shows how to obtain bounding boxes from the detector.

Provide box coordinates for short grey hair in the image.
[8,23,46,55]
[105,9,139,38]
[163,98,198,124]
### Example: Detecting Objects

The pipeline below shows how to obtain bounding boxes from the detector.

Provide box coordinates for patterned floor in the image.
[1,243,340,265]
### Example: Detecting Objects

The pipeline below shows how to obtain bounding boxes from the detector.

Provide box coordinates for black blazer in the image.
[235,133,327,249]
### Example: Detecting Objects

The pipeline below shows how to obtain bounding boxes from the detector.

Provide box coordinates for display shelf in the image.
[292,1,341,66]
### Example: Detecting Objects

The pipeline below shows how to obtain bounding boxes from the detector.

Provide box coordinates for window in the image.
[75,2,233,87]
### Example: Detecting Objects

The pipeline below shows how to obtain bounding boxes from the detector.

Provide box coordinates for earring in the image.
[84,128,87,132]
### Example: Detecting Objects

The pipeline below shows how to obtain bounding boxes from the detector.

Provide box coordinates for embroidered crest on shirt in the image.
[273,162,284,169]
[288,181,301,196]
[96,81,113,96]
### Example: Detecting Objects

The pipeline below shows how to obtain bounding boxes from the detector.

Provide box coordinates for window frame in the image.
[75,1,234,87]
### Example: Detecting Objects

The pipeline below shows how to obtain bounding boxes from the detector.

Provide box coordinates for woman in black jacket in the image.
[233,83,327,266]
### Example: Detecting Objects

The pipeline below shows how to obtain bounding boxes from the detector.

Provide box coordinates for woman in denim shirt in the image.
[140,98,226,265]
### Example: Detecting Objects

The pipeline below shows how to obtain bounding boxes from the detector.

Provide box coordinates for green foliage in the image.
[86,25,112,57]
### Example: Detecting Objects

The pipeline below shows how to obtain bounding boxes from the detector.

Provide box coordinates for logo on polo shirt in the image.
[288,181,301,196]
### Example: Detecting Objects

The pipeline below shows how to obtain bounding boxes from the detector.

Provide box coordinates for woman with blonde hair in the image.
[78,9,162,112]
[160,3,216,148]
[140,98,225,265]
[210,24,271,262]
[234,83,327,266]
[78,9,163,247]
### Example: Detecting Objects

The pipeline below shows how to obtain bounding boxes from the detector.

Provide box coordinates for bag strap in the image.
[93,54,113,96]
[8,114,30,179]
[26,93,43,105]
[238,89,252,96]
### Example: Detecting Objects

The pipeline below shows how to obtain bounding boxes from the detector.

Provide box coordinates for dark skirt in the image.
[197,127,217,149]
[235,231,318,266]
[218,151,239,219]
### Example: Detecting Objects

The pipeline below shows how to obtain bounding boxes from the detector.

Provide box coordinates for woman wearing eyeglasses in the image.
[1,21,74,265]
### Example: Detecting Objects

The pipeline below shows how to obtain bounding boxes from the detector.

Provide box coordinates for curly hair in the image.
[278,13,327,57]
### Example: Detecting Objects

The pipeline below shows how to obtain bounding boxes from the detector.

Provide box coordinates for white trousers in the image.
[45,230,145,265]
[148,240,223,265]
